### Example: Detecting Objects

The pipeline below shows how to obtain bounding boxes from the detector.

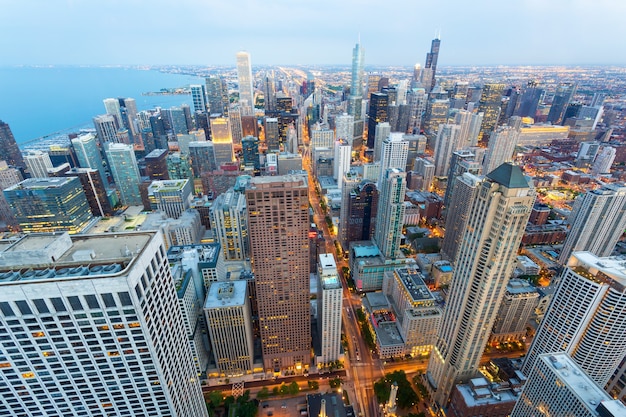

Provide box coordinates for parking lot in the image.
[260,396,308,417]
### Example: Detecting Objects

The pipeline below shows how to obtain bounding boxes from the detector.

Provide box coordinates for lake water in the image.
[0,67,205,145]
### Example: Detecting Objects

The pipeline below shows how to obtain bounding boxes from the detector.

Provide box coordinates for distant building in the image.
[147,179,193,219]
[0,120,26,168]
[106,143,142,206]
[317,254,343,364]
[144,148,170,180]
[490,279,538,343]
[23,150,53,178]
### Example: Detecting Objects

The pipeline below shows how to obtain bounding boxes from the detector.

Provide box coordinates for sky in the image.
[1,0,625,67]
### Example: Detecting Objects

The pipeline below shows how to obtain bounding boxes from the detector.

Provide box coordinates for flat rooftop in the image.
[570,252,626,288]
[6,177,74,190]
[394,268,434,302]
[204,280,247,308]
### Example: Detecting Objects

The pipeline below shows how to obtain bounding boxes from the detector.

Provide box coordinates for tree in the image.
[329,377,342,389]
[206,390,224,407]
[374,371,420,409]
[288,381,300,395]
[308,380,319,390]
[257,387,270,399]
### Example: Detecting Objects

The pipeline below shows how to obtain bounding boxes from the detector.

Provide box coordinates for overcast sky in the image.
[1,0,625,67]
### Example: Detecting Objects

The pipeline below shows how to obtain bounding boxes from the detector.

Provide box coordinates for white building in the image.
[512,353,625,417]
[24,150,53,178]
[236,51,254,115]
[333,139,351,190]
[204,281,254,377]
[591,146,616,176]
[490,279,539,342]
[147,179,193,219]
[523,252,626,386]
[0,232,208,417]
[378,132,409,186]
[317,254,343,365]
[210,188,249,261]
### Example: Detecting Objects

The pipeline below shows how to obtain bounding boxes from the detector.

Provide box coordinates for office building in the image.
[166,152,192,180]
[210,186,249,262]
[241,116,258,138]
[4,177,93,234]
[209,118,234,167]
[23,150,53,178]
[558,184,626,264]
[229,107,243,146]
[246,175,310,372]
[423,98,450,138]
[335,113,354,144]
[206,76,228,116]
[103,98,123,128]
[523,252,626,386]
[432,124,462,177]
[236,51,254,115]
[148,179,193,219]
[482,124,521,174]
[0,231,209,417]
[71,133,108,186]
[334,139,351,190]
[378,132,409,185]
[515,81,544,118]
[189,141,217,177]
[374,168,406,259]
[339,170,363,248]
[592,146,616,175]
[443,150,481,208]
[477,83,505,143]
[311,124,335,149]
[144,148,170,180]
[412,157,436,192]
[426,163,534,406]
[606,356,626,405]
[0,161,23,226]
[190,84,207,113]
[204,281,254,377]
[55,167,113,217]
[348,41,364,122]
[93,114,118,144]
[0,120,26,169]
[241,135,260,172]
[345,181,379,245]
[547,82,577,125]
[407,88,427,134]
[490,279,538,342]
[106,143,142,206]
[367,92,389,149]
[373,122,391,162]
[317,254,343,364]
[424,37,441,90]
[264,117,280,150]
[512,353,625,417]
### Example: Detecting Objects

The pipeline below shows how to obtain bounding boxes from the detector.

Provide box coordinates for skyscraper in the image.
[591,146,616,175]
[477,83,505,143]
[264,117,280,150]
[367,92,389,149]
[348,42,365,144]
[209,117,234,167]
[374,168,407,259]
[23,150,53,178]
[490,279,538,342]
[246,174,311,372]
[210,186,249,261]
[317,254,343,364]
[424,37,441,91]
[106,143,142,206]
[558,183,626,264]
[103,98,123,128]
[93,114,119,144]
[339,170,362,248]
[206,76,227,115]
[522,252,626,386]
[334,139,351,190]
[4,177,93,234]
[512,353,625,417]
[335,113,355,144]
[55,167,113,217]
[0,120,26,168]
[547,82,577,125]
[0,231,209,417]
[407,88,427,134]
[189,141,217,177]
[345,181,378,245]
[373,122,391,162]
[190,84,208,113]
[236,51,254,115]
[432,124,462,177]
[378,132,409,185]
[482,123,521,174]
[72,133,108,186]
[443,150,481,208]
[426,163,534,406]
[148,179,193,219]
[515,81,544,119]
[242,135,261,172]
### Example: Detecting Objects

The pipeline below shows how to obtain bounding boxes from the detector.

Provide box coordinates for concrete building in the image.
[147,179,193,219]
[374,169,406,259]
[23,150,53,178]
[210,185,249,262]
[0,232,208,417]
[490,279,538,343]
[106,143,142,206]
[317,254,343,365]
[204,281,254,376]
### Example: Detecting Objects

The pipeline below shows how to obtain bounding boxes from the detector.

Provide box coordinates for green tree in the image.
[356,308,366,323]
[308,380,319,390]
[272,386,280,396]
[206,390,224,407]
[329,377,342,389]
[257,387,270,399]
[288,381,300,395]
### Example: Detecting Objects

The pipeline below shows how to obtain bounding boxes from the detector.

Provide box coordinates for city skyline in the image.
[2,0,626,66]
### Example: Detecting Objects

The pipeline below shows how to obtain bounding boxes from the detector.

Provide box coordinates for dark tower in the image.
[425,37,441,90]
[367,92,389,149]
[347,181,379,243]
[0,120,25,169]
[547,83,577,126]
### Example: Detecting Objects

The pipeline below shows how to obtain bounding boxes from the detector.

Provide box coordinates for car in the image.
[267,412,273,416]
[281,402,287,409]
[262,404,269,408]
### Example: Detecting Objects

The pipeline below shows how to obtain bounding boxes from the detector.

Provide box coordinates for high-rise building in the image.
[335,113,355,144]
[424,37,441,91]
[591,146,616,175]
[166,152,192,180]
[512,353,625,417]
[310,124,335,149]
[477,83,505,143]
[264,117,280,150]
[190,84,207,113]
[367,92,389,149]
[426,163,534,406]
[606,356,626,405]
[348,42,365,144]
[93,114,119,145]
[204,281,254,376]
[103,98,123,128]
[0,161,23,226]
[106,143,142,206]
[23,150,53,178]
[547,82,577,125]
[241,135,260,172]
[339,170,363,248]
[0,231,209,417]
[423,98,450,138]
[374,168,407,259]
[515,81,544,119]
[209,118,234,167]
[241,116,259,138]
[210,186,249,261]
[346,181,378,246]
[0,120,25,169]
[441,172,483,263]
[482,123,521,174]
[407,88,428,134]
[52,167,113,217]
[378,132,409,185]
[71,133,108,186]
[317,254,343,364]
[263,74,276,111]
[246,174,311,372]
[443,150,481,208]
[206,76,227,116]
[236,51,254,115]
[490,279,538,342]
[412,157,436,192]
[189,141,217,177]
[522,252,626,386]
[144,148,170,181]
[558,184,626,264]
[4,177,93,234]
[148,179,193,219]
[373,122,391,162]
[432,124,462,177]
[229,107,243,146]
[334,139,351,190]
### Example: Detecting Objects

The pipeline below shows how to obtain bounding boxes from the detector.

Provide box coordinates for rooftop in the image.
[7,177,75,191]
[204,280,247,309]
[394,268,434,302]
[570,252,626,289]
[486,163,530,189]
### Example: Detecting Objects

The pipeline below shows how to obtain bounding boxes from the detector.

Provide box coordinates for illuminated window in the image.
[22,372,35,378]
